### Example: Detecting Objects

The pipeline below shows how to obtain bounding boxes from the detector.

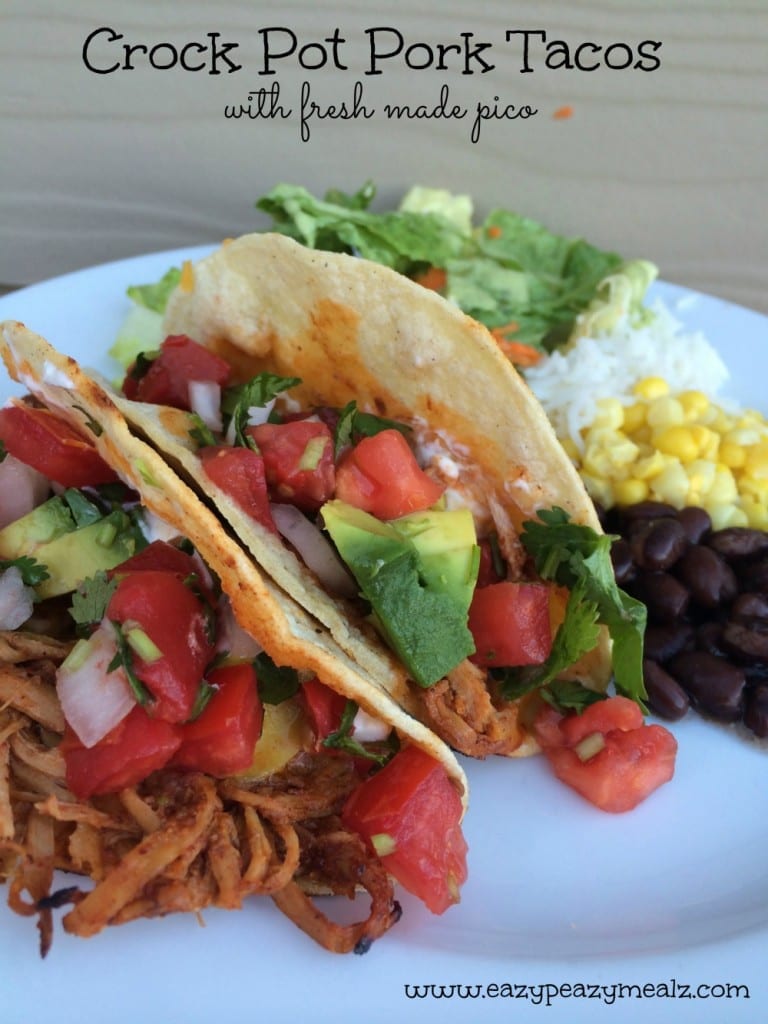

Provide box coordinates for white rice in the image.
[525,298,730,452]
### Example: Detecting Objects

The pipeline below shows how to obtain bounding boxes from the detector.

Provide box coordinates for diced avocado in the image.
[34,510,138,600]
[0,496,75,559]
[390,508,480,614]
[321,500,476,687]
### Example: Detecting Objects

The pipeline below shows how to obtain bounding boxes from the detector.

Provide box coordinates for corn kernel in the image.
[634,376,670,400]
[592,398,624,430]
[613,478,649,506]
[743,498,768,530]
[654,426,699,463]
[719,441,746,469]
[708,465,738,504]
[725,428,762,447]
[745,441,768,479]
[685,459,717,497]
[649,461,689,505]
[634,451,671,480]
[709,504,748,530]
[647,397,685,429]
[678,390,710,421]
[622,402,646,434]
[580,474,614,509]
[740,476,768,503]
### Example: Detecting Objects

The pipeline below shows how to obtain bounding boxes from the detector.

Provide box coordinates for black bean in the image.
[668,651,746,722]
[707,528,768,562]
[696,622,728,659]
[610,537,635,585]
[619,501,678,527]
[721,619,768,662]
[731,592,768,622]
[738,558,768,594]
[644,623,695,663]
[630,518,688,571]
[676,506,712,545]
[675,545,738,608]
[634,571,690,623]
[744,685,768,739]
[643,658,690,721]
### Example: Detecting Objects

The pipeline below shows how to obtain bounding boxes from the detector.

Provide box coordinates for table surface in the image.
[1,0,766,313]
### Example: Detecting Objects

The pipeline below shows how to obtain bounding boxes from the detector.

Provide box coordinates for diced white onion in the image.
[0,453,50,529]
[57,621,136,748]
[216,599,263,660]
[246,400,276,428]
[270,503,358,598]
[352,707,391,743]
[0,567,34,629]
[188,380,222,432]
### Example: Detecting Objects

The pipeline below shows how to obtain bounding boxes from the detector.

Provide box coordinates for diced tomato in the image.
[111,541,215,603]
[61,706,181,799]
[300,676,347,743]
[122,334,231,408]
[200,446,277,534]
[533,695,678,813]
[342,745,468,915]
[0,403,118,488]
[107,570,215,723]
[173,662,263,776]
[468,581,552,668]
[335,429,444,521]
[247,420,335,511]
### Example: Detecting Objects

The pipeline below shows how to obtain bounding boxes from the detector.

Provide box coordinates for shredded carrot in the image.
[486,225,503,239]
[491,325,542,367]
[413,266,447,292]
[553,105,574,120]
[179,260,195,293]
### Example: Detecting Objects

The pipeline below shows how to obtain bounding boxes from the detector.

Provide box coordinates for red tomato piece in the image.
[0,404,118,488]
[476,539,505,588]
[111,541,215,603]
[61,706,181,799]
[107,570,215,723]
[544,724,678,814]
[335,429,444,521]
[123,334,231,408]
[468,581,552,668]
[173,662,263,776]
[200,446,277,534]
[300,676,347,743]
[558,694,644,747]
[247,420,335,511]
[342,745,468,915]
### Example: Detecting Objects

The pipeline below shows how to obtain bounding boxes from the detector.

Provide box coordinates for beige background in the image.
[1,0,766,312]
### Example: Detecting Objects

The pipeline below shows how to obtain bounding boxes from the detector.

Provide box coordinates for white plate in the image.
[0,251,767,1024]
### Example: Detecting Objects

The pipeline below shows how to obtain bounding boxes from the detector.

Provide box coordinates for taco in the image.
[99,234,647,766]
[0,319,469,954]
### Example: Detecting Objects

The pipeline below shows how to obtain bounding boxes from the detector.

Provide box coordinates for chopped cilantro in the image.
[334,400,411,456]
[69,571,118,632]
[222,373,301,449]
[62,489,103,528]
[322,699,391,765]
[0,556,50,588]
[108,621,151,705]
[189,680,216,720]
[188,413,217,449]
[253,651,301,705]
[71,404,103,437]
[520,507,647,705]
[540,679,606,714]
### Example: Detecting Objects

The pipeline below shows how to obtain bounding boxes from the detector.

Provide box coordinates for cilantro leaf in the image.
[62,489,103,528]
[0,556,50,588]
[253,651,301,705]
[108,621,151,705]
[188,413,217,449]
[333,400,412,456]
[222,373,301,449]
[69,571,118,631]
[540,679,606,714]
[496,582,601,700]
[520,508,647,705]
[322,700,391,765]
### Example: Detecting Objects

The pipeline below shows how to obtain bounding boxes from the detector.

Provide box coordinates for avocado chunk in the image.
[321,500,477,687]
[0,495,75,558]
[34,510,138,599]
[389,507,480,614]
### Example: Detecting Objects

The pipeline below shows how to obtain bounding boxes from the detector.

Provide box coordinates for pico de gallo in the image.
[115,332,678,812]
[0,396,468,917]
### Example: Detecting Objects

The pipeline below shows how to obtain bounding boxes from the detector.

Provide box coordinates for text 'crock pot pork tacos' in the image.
[0,319,469,955]
[104,234,651,766]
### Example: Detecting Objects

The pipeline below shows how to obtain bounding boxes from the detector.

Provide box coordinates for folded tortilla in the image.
[0,319,467,807]
[129,233,613,758]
